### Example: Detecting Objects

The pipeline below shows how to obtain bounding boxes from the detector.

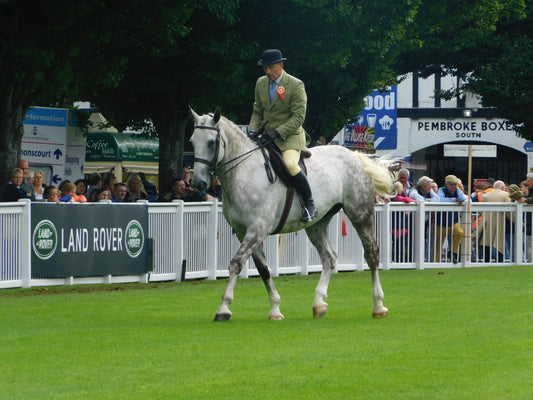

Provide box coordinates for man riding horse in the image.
[249,49,318,222]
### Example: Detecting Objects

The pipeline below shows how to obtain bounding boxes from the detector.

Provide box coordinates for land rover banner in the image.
[31,203,149,278]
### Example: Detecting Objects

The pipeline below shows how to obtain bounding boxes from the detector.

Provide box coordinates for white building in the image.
[336,71,532,189]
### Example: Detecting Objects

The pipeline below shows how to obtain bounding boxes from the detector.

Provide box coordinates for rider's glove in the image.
[262,130,280,143]
[248,130,258,140]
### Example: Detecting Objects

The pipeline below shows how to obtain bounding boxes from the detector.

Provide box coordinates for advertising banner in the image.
[346,86,397,151]
[31,203,150,278]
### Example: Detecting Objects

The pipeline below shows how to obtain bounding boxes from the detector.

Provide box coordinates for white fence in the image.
[1,200,532,289]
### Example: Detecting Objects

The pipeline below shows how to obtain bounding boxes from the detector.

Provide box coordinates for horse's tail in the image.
[354,151,395,198]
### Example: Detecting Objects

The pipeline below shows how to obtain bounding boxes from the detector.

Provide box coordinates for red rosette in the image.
[277,85,285,100]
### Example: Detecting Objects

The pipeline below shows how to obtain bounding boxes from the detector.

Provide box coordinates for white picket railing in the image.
[1,199,532,289]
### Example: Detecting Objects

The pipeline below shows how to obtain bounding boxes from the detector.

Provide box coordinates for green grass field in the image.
[1,266,532,400]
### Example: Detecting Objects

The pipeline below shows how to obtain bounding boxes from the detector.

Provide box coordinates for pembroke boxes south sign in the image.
[31,202,150,278]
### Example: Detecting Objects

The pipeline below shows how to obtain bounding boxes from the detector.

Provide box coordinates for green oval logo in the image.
[124,220,144,258]
[32,220,58,260]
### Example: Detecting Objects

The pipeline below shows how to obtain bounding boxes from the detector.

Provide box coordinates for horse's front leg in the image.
[214,228,267,321]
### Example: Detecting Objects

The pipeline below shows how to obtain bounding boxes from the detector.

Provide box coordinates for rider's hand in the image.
[262,130,280,143]
[248,130,258,140]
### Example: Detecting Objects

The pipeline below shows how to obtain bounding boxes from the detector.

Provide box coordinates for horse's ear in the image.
[213,109,221,124]
[188,105,200,123]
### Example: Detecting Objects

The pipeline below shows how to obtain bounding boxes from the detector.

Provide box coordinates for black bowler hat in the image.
[257,49,287,66]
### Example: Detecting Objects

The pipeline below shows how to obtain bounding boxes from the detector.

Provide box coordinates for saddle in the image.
[260,142,311,233]
[261,142,310,184]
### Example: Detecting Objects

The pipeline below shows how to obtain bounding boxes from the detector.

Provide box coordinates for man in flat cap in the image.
[435,175,467,264]
[249,49,317,222]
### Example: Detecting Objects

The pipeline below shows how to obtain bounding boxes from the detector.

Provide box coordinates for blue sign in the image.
[523,142,533,152]
[351,86,397,150]
[23,108,68,127]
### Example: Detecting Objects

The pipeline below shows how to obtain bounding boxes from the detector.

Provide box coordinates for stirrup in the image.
[301,206,318,222]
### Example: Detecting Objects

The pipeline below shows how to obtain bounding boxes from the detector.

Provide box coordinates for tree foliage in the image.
[393,0,532,137]
[0,0,191,187]
[1,0,533,191]
[91,0,419,191]
[238,0,419,137]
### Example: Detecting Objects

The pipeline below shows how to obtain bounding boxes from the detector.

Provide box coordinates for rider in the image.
[249,49,318,222]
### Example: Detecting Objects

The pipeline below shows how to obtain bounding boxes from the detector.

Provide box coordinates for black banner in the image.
[31,203,150,278]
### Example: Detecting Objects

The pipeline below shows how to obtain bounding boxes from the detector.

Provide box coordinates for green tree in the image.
[239,0,420,139]
[393,0,532,137]
[93,0,420,192]
[90,1,251,193]
[0,0,192,188]
[467,1,533,138]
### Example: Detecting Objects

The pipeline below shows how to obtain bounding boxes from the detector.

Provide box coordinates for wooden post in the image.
[462,144,473,264]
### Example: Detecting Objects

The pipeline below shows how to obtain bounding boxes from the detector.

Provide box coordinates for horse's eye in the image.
[208,138,217,147]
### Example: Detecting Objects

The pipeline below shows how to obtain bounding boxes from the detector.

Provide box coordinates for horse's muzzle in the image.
[192,177,208,192]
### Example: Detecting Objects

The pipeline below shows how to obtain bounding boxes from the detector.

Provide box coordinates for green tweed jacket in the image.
[249,71,308,151]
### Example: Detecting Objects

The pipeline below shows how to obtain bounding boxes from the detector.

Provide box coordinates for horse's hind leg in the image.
[251,248,284,320]
[346,208,388,318]
[306,217,337,318]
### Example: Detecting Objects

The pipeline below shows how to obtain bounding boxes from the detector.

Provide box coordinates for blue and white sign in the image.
[523,142,533,152]
[21,107,86,185]
[24,108,68,127]
[355,86,397,150]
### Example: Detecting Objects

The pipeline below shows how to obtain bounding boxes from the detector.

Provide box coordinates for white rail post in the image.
[379,202,391,270]
[207,200,218,280]
[299,230,310,275]
[515,202,524,264]
[173,200,184,281]
[20,199,32,288]
[414,201,426,270]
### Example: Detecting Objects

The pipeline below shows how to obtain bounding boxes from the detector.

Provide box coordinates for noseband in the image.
[193,125,222,176]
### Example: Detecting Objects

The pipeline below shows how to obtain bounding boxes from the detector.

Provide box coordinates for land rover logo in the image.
[125,220,144,258]
[33,220,58,260]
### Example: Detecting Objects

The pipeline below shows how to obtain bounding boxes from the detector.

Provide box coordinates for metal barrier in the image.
[1,200,532,289]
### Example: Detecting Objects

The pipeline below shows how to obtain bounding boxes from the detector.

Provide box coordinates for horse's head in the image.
[189,107,224,191]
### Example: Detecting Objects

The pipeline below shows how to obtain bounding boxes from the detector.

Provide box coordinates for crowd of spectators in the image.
[3,159,533,263]
[380,167,532,263]
[0,160,218,204]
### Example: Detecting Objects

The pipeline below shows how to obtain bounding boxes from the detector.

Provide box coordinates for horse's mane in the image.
[219,116,249,140]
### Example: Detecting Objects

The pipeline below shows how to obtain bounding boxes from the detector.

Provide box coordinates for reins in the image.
[193,124,268,179]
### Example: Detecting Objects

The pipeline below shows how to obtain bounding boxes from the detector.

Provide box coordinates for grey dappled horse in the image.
[189,108,393,321]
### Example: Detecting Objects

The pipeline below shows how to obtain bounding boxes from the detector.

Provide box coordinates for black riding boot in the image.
[292,171,318,222]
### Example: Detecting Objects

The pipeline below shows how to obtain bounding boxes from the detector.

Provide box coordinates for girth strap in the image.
[272,187,295,235]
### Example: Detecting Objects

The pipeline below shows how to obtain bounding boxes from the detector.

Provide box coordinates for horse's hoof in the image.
[268,314,285,321]
[372,311,388,319]
[313,306,328,319]
[214,313,231,322]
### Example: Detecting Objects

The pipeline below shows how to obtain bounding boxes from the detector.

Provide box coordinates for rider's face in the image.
[263,62,283,81]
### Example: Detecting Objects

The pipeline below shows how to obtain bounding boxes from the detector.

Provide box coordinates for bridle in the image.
[192,125,222,176]
[192,124,266,178]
